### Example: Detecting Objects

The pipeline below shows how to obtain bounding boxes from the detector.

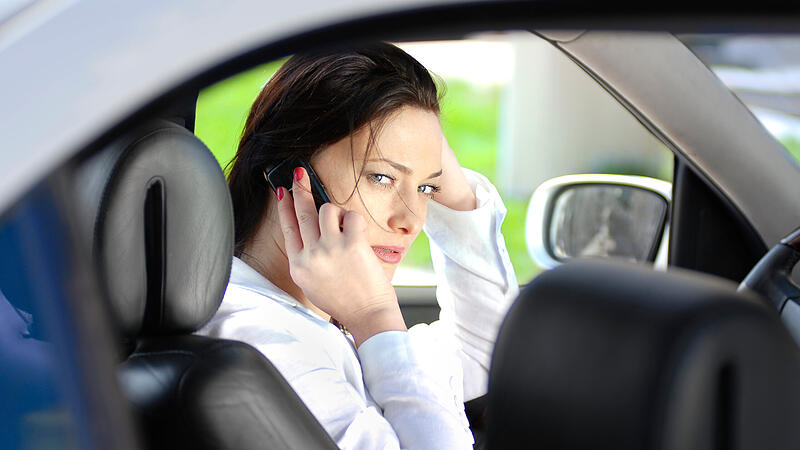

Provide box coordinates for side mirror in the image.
[526,174,671,270]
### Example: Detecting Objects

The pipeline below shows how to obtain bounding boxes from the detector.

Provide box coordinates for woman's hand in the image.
[433,136,477,211]
[276,167,407,347]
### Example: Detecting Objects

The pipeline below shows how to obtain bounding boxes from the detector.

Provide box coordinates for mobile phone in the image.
[266,155,331,211]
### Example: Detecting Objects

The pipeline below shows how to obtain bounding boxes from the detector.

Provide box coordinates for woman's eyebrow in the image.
[367,158,442,179]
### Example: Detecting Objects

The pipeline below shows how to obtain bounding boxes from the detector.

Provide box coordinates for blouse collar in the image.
[228,256,324,321]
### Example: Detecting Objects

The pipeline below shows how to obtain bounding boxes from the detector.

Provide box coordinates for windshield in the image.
[680,34,800,163]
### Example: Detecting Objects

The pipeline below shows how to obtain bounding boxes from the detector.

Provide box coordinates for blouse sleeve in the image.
[410,167,519,401]
[250,328,474,449]
[210,301,474,449]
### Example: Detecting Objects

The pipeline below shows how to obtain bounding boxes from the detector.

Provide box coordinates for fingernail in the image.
[293,167,303,182]
[276,186,284,201]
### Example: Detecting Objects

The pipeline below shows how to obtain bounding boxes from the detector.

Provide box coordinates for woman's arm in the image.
[433,137,477,211]
[357,331,474,449]
[211,311,473,449]
[416,141,519,401]
[275,166,407,347]
[288,336,473,449]
[271,167,474,448]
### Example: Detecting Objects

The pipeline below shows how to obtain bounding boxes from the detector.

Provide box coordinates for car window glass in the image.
[679,34,800,164]
[195,31,673,286]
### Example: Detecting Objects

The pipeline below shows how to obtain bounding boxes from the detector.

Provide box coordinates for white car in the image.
[2,2,800,449]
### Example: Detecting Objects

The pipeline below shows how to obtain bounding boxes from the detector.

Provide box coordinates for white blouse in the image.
[196,168,519,449]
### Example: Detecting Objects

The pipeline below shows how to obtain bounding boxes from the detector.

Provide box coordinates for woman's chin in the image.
[381,262,398,282]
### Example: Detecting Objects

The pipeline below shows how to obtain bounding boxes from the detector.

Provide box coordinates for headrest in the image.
[76,120,233,338]
[488,260,800,449]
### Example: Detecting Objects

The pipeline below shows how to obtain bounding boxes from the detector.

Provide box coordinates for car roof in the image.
[0,0,444,213]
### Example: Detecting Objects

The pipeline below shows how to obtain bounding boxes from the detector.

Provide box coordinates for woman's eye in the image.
[368,173,394,187]
[418,184,441,198]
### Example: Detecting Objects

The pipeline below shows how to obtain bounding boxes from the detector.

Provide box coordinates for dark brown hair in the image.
[227,42,440,256]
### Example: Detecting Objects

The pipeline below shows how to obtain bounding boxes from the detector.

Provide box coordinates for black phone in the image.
[266,155,331,211]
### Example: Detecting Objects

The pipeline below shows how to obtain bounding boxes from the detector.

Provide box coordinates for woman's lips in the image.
[371,246,405,264]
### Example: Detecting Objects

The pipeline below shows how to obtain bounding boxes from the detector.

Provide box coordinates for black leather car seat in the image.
[77,119,337,449]
[487,260,800,450]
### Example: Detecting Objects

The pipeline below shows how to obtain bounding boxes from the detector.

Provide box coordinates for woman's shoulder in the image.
[198,281,353,371]
[206,283,328,342]
[222,256,325,322]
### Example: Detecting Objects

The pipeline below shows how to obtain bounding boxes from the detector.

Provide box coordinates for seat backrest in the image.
[78,120,337,449]
[487,260,800,450]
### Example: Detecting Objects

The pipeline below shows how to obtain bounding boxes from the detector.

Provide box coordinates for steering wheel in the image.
[738,227,800,345]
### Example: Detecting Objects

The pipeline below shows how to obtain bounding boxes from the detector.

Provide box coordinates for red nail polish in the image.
[276,186,284,201]
[293,167,303,182]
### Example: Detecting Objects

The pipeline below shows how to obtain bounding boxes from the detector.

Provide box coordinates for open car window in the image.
[195,31,673,286]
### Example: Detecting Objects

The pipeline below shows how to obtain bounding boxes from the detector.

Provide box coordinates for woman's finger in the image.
[342,210,368,244]
[318,203,345,240]
[275,187,302,255]
[292,166,321,244]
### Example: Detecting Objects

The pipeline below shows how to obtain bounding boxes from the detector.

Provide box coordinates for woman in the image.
[198,42,518,449]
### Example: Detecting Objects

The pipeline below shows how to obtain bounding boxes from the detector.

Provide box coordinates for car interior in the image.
[5,5,800,450]
[490,260,800,449]
[82,117,338,449]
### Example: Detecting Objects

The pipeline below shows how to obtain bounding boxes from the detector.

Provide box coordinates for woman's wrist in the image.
[434,184,476,211]
[345,303,408,348]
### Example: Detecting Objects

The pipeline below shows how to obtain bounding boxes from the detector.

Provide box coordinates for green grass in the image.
[196,63,537,283]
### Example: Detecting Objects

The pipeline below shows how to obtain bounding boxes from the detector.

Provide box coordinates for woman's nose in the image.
[387,194,425,235]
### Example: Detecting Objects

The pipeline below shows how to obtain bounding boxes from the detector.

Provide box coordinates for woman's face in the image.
[311,106,443,280]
